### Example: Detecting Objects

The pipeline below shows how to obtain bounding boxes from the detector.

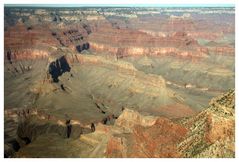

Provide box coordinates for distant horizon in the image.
[4,4,235,8]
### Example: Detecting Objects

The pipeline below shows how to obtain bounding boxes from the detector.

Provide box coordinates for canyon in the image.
[4,6,235,158]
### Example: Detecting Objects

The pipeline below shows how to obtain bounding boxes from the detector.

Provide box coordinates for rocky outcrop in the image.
[107,109,188,157]
[106,90,235,158]
[178,89,235,158]
[114,109,158,132]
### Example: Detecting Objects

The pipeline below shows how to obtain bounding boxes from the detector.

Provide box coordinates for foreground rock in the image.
[178,89,235,157]
[11,90,234,158]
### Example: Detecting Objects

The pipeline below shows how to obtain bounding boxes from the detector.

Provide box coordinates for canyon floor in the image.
[4,6,235,158]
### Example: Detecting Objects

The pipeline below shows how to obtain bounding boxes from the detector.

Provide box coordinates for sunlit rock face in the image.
[106,108,188,158]
[178,90,235,158]
[88,27,208,60]
[4,6,234,158]
[106,90,235,158]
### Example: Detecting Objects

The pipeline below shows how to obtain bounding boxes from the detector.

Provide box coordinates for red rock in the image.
[88,26,208,60]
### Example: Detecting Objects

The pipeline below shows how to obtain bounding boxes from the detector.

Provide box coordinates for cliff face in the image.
[5,49,49,62]
[88,27,208,59]
[90,42,207,59]
[105,90,235,158]
[178,89,235,157]
[4,22,59,62]
[4,22,59,49]
[4,7,234,62]
[107,109,188,157]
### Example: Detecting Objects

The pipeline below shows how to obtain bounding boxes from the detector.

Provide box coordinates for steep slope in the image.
[178,89,235,157]
[106,90,235,158]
